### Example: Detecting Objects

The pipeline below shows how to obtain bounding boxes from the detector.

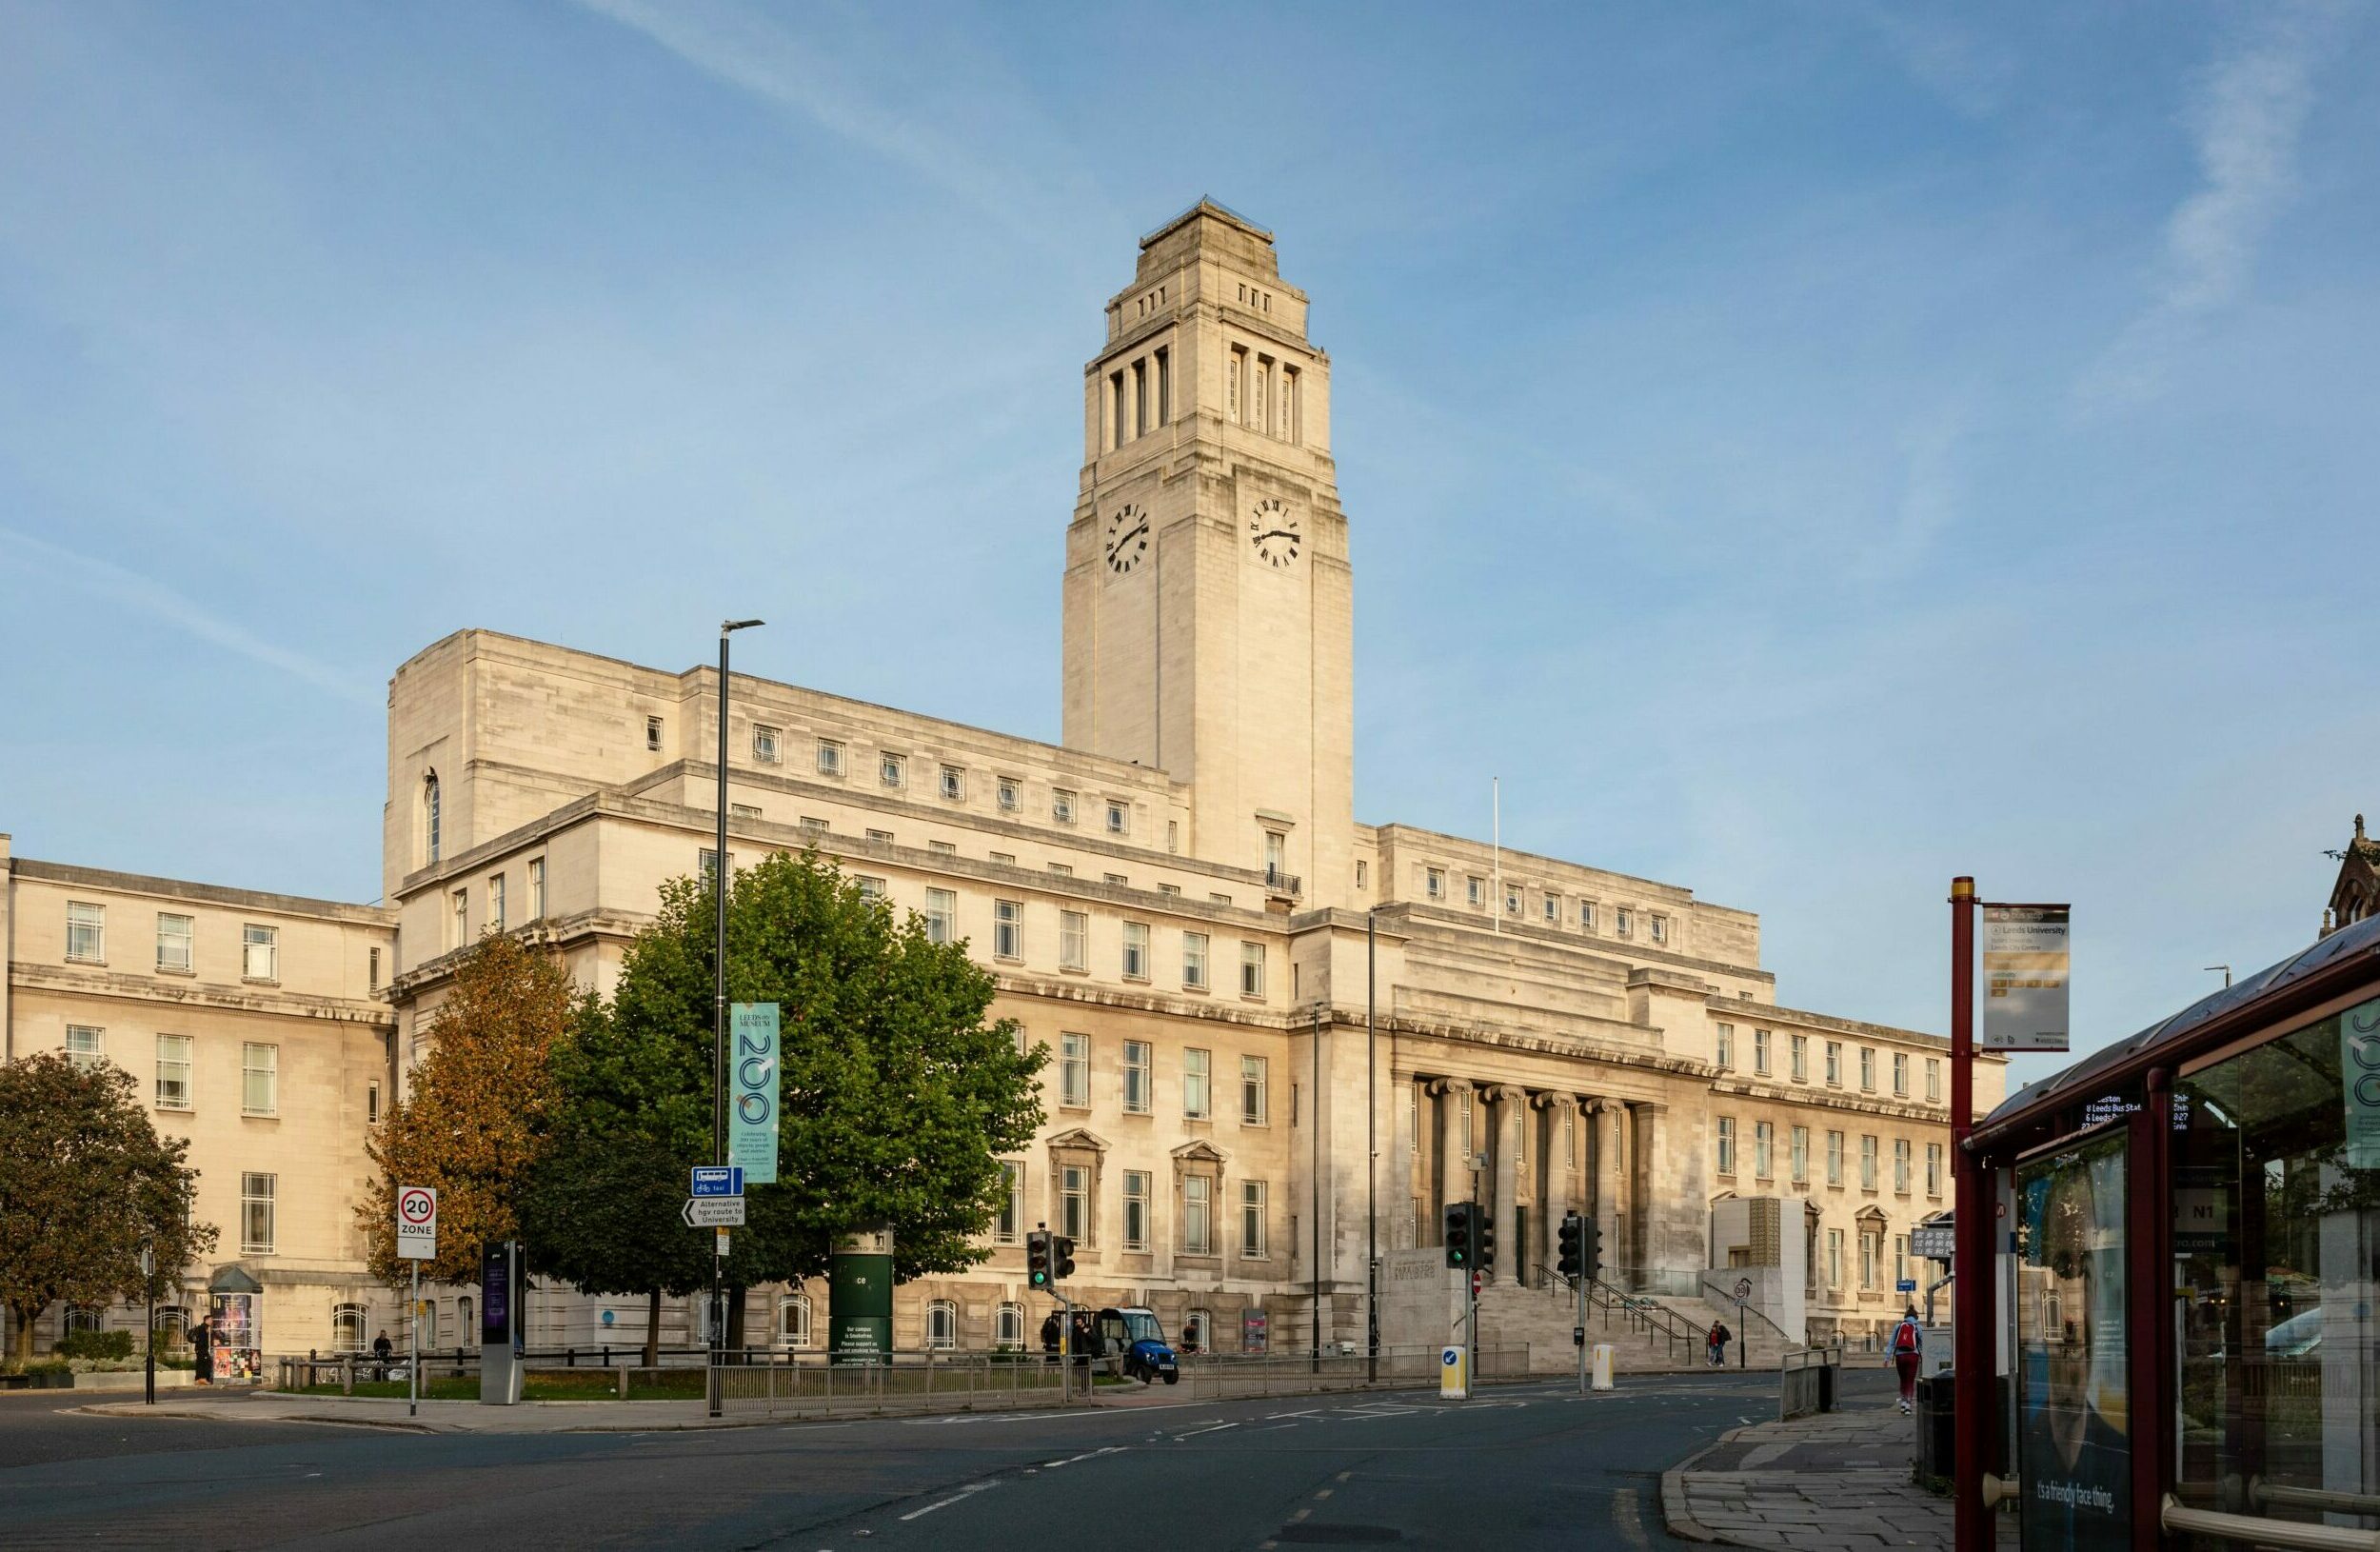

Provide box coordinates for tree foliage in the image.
[358,934,577,1286]
[0,1053,216,1361]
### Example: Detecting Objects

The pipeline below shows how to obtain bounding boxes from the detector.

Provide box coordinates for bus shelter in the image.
[1962,911,2379,1552]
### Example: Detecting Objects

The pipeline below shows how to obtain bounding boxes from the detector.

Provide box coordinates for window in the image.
[450,887,468,949]
[800,816,827,837]
[1183,1048,1211,1119]
[1715,1024,1735,1069]
[1053,789,1077,825]
[1121,921,1149,980]
[1241,1181,1268,1258]
[645,715,664,751]
[1106,801,1128,836]
[816,740,843,776]
[929,840,956,856]
[242,1043,278,1116]
[1239,942,1265,998]
[1894,1139,1912,1194]
[1924,1057,1941,1104]
[1825,1042,1843,1086]
[1894,1234,1910,1288]
[995,1302,1024,1351]
[1543,892,1558,923]
[1356,860,1369,890]
[1263,830,1286,885]
[1122,1041,1152,1113]
[65,1025,103,1069]
[1754,1029,1772,1075]
[241,1172,276,1254]
[925,1300,958,1350]
[424,772,442,864]
[879,753,904,788]
[1790,1033,1807,1083]
[731,803,763,821]
[1122,1170,1151,1250]
[489,872,506,931]
[156,913,193,973]
[780,1295,812,1348]
[1159,883,1180,896]
[66,901,104,963]
[997,777,1020,812]
[1826,1228,1844,1288]
[525,858,547,924]
[156,1035,191,1110]
[1060,1033,1090,1107]
[855,876,885,903]
[996,1162,1021,1243]
[991,851,1014,866]
[332,1303,367,1354]
[1791,1125,1810,1185]
[1925,1143,1943,1197]
[1183,1175,1213,1255]
[750,723,782,764]
[1859,1134,1878,1190]
[1425,867,1445,901]
[1860,1227,1881,1290]
[993,900,1021,960]
[1182,931,1208,988]
[1580,901,1597,932]
[1059,909,1087,971]
[1240,1055,1268,1124]
[1047,863,1072,876]
[1755,1121,1774,1180]
[367,1080,382,1125]
[1651,915,1668,945]
[1859,1047,1875,1091]
[1892,1052,1909,1097]
[1060,1164,1088,1241]
[925,889,957,945]
[1504,884,1521,916]
[1716,1117,1737,1175]
[1209,892,1232,906]
[1467,876,1484,908]
[1827,1130,1845,1186]
[925,764,959,802]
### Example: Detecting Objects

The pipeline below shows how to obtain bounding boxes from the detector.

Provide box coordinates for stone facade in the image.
[1,202,2002,1362]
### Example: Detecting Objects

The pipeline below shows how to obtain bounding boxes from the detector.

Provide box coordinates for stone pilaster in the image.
[1430,1078,1472,1237]
[1489,1085,1522,1284]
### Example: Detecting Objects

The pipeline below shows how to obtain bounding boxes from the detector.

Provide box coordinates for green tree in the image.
[0,1053,216,1362]
[357,934,578,1287]
[528,850,1042,1348]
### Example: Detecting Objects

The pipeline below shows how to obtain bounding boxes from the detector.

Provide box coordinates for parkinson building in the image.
[2,202,2001,1362]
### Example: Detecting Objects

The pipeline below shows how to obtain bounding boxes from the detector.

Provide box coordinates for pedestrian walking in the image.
[1889,1307,1924,1412]
[1040,1311,1061,1363]
[1706,1320,1731,1366]
[192,1316,214,1385]
[371,1328,393,1380]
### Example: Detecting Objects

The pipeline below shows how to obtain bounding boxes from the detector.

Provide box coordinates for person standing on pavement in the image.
[1706,1320,1731,1366]
[371,1328,394,1380]
[1889,1308,1924,1412]
[1040,1311,1061,1363]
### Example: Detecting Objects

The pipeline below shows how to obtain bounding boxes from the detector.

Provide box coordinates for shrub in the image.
[55,1329,135,1362]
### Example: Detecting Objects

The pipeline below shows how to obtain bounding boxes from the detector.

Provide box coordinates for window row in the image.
[1716,1024,1942,1103]
[991,1161,1274,1259]
[57,1028,376,1123]
[1715,1118,1944,1199]
[445,858,547,950]
[1414,871,1668,944]
[1815,1222,1917,1296]
[784,744,1141,836]
[62,901,288,982]
[1050,1036,1271,1123]
[1224,342,1298,443]
[987,902,1266,994]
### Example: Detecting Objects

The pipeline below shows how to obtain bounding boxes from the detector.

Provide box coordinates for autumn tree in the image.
[524,851,1042,1349]
[358,934,578,1287]
[0,1052,216,1362]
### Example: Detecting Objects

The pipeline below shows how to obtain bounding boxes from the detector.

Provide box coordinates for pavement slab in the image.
[1662,1401,1956,1552]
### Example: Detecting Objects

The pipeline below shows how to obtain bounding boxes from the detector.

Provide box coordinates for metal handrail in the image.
[2255,1480,2380,1518]
[1697,1275,1802,1347]
[2163,1493,2380,1552]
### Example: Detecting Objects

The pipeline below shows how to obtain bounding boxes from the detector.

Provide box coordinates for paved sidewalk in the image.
[1662,1403,1949,1550]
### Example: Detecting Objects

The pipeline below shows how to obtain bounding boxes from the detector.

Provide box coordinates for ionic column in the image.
[1538,1094,1574,1269]
[1431,1078,1472,1238]
[1593,1099,1625,1285]
[1489,1085,1523,1283]
[1629,1102,1662,1284]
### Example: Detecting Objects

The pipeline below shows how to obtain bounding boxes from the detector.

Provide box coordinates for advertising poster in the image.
[2018,1135,2130,1552]
[728,1002,782,1184]
[1983,905,2072,1051]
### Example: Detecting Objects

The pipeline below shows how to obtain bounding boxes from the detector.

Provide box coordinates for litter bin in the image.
[1914,1373,1955,1480]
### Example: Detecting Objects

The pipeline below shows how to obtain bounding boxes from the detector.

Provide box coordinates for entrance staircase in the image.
[1472,1269,1796,1374]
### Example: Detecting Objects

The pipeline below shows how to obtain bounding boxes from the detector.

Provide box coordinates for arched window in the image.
[1181,1308,1215,1355]
[778,1294,811,1349]
[65,1304,106,1335]
[925,1300,958,1351]
[331,1303,367,1354]
[455,1295,472,1344]
[424,771,442,865]
[152,1304,188,1353]
[994,1303,1023,1351]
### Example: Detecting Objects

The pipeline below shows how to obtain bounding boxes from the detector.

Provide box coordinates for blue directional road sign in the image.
[691,1165,744,1198]
[1895,1278,1917,1294]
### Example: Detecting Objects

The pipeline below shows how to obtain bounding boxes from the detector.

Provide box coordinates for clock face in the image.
[1249,498,1300,567]
[1104,504,1150,574]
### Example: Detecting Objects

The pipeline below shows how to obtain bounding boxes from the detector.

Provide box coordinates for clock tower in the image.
[1061,202,1355,908]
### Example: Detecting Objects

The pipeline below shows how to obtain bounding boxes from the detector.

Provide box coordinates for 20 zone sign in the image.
[396,1185,438,1261]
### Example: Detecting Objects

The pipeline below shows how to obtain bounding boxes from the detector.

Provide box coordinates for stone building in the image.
[2,202,2000,1361]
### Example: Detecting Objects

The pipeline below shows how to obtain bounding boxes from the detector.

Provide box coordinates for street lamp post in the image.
[140,1245,155,1406]
[710,618,764,1420]
[1365,909,1378,1383]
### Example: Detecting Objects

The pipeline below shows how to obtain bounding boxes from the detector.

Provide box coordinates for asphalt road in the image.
[3,1368,1894,1550]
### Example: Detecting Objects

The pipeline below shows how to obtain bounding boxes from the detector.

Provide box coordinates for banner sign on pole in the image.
[1981,905,2071,1051]
[728,1002,782,1184]
[2343,997,2380,1169]
[395,1185,437,1262]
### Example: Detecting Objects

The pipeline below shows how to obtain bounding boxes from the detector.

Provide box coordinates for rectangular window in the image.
[1239,942,1265,998]
[527,858,545,919]
[1241,1181,1268,1258]
[1860,1134,1878,1190]
[65,1025,103,1069]
[1122,1040,1152,1114]
[1925,1057,1941,1104]
[66,901,104,963]
[1240,1055,1268,1124]
[730,803,763,822]
[1183,1175,1213,1255]
[1059,909,1087,971]
[1826,1228,1843,1288]
[1790,1033,1807,1083]
[1859,1047,1876,1091]
[879,753,904,788]
[1542,893,1559,923]
[156,1034,191,1110]
[1716,1116,1736,1176]
[1425,867,1445,901]
[242,1042,278,1116]
[1060,1033,1090,1107]
[1182,931,1208,988]
[1123,1170,1151,1250]
[1825,1042,1842,1086]
[1356,860,1369,890]
[1827,1130,1844,1186]
[1754,1028,1772,1076]
[1755,1121,1774,1180]
[1053,789,1076,825]
[1121,922,1149,981]
[1467,876,1484,908]
[996,1163,1021,1244]
[1651,915,1668,945]
[1894,1139,1912,1194]
[645,715,663,751]
[939,765,963,800]
[925,889,956,945]
[1861,1231,1880,1291]
[1791,1125,1810,1185]
[990,851,1014,866]
[450,885,469,949]
[997,777,1020,812]
[993,899,1022,960]
[1106,801,1128,836]
[1715,1024,1735,1069]
[241,1172,276,1255]
[1047,863,1072,876]
[155,913,193,973]
[928,840,956,856]
[369,946,382,990]
[1503,884,1521,916]
[801,816,828,836]
[855,876,885,903]
[1616,907,1633,937]
[1159,883,1180,896]
[367,1079,382,1125]
[1183,1048,1211,1119]
[1894,1234,1910,1287]
[752,725,781,764]
[1892,1052,1909,1097]
[1925,1143,1943,1197]
[243,924,279,982]
[489,873,506,931]
[1060,1164,1087,1242]
[816,740,843,776]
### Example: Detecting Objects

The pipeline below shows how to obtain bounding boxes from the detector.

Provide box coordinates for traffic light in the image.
[1443,1202,1473,1269]
[1583,1220,1603,1283]
[1557,1211,1583,1279]
[1478,1210,1497,1276]
[1026,1229,1052,1290]
[1053,1236,1077,1282]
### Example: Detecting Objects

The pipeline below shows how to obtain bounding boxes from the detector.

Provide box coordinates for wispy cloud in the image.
[0,527,373,705]
[2076,4,2350,411]
[1850,3,2014,119]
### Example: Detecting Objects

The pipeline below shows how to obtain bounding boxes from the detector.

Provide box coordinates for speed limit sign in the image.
[396,1185,438,1262]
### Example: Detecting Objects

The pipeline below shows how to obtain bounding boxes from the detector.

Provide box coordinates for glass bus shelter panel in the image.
[2172,996,2380,1537]
[2015,1131,2132,1552]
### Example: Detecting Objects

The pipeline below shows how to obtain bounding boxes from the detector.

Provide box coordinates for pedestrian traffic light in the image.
[1477,1211,1497,1276]
[1583,1220,1603,1283]
[1053,1236,1077,1282]
[1557,1211,1583,1279]
[1443,1202,1473,1269]
[1026,1229,1052,1289]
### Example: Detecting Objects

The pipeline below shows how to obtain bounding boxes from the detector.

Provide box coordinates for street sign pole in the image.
[394,1184,437,1420]
[1950,877,1992,1552]
[1575,1266,1587,1397]
[409,1262,419,1418]
[140,1246,155,1406]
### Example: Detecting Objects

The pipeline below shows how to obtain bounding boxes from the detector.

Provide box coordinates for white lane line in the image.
[1043,1445,1131,1466]
[899,1481,998,1522]
[1612,1485,1652,1551]
[1172,1422,1240,1441]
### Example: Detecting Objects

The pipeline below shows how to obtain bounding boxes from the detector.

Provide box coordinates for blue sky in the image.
[3,1,2374,1085]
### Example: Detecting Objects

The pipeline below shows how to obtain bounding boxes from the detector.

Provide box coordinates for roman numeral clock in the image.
[1103,503,1150,573]
[1249,497,1299,567]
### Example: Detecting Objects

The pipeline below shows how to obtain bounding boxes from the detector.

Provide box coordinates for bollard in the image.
[1591,1343,1615,1390]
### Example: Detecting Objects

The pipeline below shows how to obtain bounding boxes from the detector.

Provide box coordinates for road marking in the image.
[1043,1445,1130,1466]
[1612,1485,1651,1551]
[1290,1508,1311,1522]
[1314,1488,1333,1500]
[1335,1471,1353,1482]
[899,1481,998,1522]
[1173,1421,1240,1441]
